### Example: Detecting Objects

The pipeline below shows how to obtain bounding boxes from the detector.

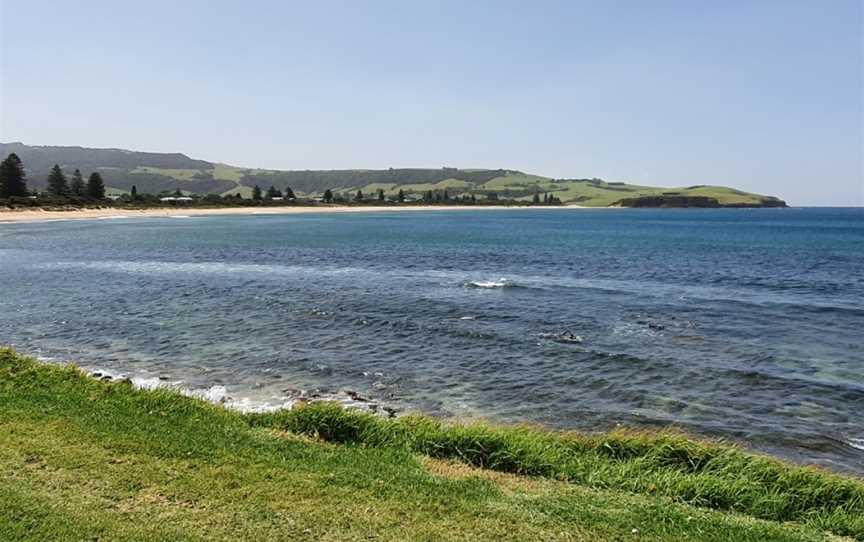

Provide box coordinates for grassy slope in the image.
[2,348,858,541]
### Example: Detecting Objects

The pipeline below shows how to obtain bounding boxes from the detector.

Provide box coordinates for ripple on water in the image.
[2,208,863,474]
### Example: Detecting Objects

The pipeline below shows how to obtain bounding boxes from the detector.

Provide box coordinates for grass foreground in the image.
[1,348,861,541]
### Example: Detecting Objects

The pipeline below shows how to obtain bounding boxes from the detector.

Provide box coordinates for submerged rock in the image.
[344,390,370,402]
[540,331,584,344]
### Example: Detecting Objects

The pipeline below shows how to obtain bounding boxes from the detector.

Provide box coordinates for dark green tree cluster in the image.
[70,169,85,197]
[45,164,105,199]
[86,172,106,199]
[1,155,108,202]
[418,189,461,203]
[46,165,69,196]
[0,153,28,198]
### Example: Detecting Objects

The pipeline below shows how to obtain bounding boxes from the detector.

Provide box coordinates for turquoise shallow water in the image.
[1,208,862,473]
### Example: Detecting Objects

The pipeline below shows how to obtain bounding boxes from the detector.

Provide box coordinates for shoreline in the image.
[2,346,862,541]
[0,204,591,223]
[29,347,864,477]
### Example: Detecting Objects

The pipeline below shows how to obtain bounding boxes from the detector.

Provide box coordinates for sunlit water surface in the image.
[1,208,862,473]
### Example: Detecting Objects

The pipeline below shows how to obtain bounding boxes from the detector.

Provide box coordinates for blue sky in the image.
[1,0,861,205]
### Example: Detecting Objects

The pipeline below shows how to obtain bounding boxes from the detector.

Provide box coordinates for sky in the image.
[0,0,861,206]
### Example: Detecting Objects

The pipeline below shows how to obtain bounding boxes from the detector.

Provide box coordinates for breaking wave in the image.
[466,278,515,289]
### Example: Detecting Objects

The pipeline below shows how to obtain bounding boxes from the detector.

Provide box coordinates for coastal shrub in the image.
[248,401,864,539]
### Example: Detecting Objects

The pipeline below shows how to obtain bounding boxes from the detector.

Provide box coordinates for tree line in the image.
[0,153,105,200]
[1,152,564,208]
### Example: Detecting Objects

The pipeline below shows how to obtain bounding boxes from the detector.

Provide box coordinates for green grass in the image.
[482,172,552,190]
[361,182,400,194]
[680,185,766,204]
[360,179,475,196]
[219,185,255,198]
[529,181,769,207]
[211,164,247,182]
[1,348,859,541]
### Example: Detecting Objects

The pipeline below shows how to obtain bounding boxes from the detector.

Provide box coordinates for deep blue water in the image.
[1,208,862,473]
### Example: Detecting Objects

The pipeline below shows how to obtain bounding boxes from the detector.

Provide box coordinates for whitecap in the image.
[131,376,176,390]
[226,397,297,413]
[848,438,864,451]
[467,278,511,289]
[192,384,228,403]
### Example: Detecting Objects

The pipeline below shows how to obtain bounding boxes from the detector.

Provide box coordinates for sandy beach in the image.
[0,204,589,223]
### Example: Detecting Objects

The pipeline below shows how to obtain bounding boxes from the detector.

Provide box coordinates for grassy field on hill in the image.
[129,169,785,207]
[0,143,786,206]
[1,348,860,541]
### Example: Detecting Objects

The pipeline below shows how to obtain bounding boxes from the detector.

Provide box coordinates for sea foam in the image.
[467,278,512,289]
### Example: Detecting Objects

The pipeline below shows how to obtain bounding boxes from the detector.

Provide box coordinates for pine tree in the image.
[532,193,540,204]
[86,172,106,199]
[47,165,69,197]
[0,153,28,198]
[355,190,363,202]
[131,185,138,200]
[397,189,405,203]
[323,189,333,203]
[443,189,449,201]
[252,185,262,201]
[266,186,281,199]
[284,186,296,199]
[377,188,385,202]
[70,169,85,197]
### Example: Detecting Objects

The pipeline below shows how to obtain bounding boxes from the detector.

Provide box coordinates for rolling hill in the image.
[0,142,786,207]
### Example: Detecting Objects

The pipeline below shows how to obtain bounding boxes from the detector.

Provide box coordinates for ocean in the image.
[1,207,862,473]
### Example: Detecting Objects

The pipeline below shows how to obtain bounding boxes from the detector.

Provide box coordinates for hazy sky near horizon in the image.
[1,1,861,205]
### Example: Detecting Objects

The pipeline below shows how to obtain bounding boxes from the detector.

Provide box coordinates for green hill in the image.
[0,142,786,206]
